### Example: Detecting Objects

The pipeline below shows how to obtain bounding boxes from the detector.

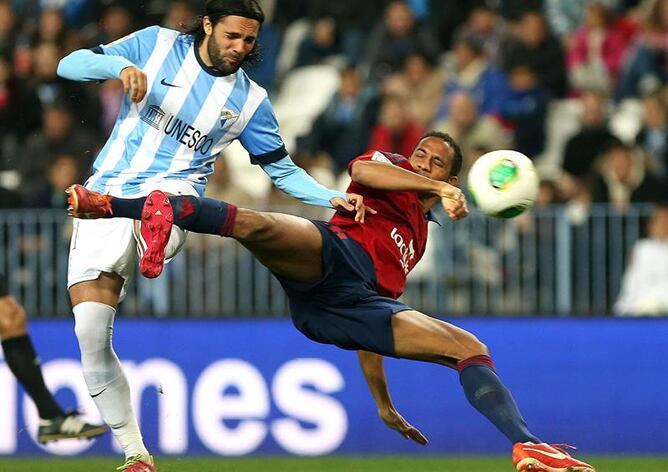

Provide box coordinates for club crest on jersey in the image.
[220,108,240,130]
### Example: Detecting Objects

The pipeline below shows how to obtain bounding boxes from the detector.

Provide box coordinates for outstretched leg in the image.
[391,310,540,445]
[68,186,325,282]
[389,310,595,472]
[153,191,325,281]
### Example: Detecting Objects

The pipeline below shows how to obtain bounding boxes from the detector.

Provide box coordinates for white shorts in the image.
[67,218,187,300]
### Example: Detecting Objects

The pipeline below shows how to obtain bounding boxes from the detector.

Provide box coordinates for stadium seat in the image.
[273,64,341,153]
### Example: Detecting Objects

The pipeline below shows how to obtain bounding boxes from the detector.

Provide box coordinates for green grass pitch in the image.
[1,456,666,472]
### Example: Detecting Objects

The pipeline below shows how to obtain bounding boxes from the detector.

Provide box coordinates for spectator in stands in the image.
[500,0,544,24]
[276,0,385,68]
[426,0,472,51]
[566,1,634,95]
[82,2,135,48]
[293,16,341,68]
[454,0,507,65]
[30,7,68,47]
[25,154,79,209]
[562,90,619,182]
[57,0,96,29]
[614,205,668,315]
[544,0,623,47]
[20,99,97,198]
[0,0,18,56]
[0,53,41,170]
[362,0,440,82]
[499,63,549,158]
[162,0,197,33]
[618,0,668,99]
[435,32,508,121]
[30,41,100,130]
[635,91,668,181]
[591,141,668,208]
[500,10,568,99]
[298,67,379,174]
[436,36,508,124]
[367,94,426,157]
[383,51,444,128]
[434,90,507,183]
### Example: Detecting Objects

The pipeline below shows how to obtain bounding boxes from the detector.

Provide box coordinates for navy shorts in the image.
[275,221,410,357]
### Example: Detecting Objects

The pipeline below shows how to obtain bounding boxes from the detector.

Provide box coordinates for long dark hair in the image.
[183,0,265,65]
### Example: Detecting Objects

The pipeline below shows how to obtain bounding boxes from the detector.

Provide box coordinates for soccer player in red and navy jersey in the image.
[67,131,596,472]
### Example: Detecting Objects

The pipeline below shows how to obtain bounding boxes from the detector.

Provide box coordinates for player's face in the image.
[203,15,259,75]
[409,137,457,184]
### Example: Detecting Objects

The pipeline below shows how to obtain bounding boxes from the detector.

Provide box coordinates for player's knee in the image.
[0,296,27,338]
[74,314,110,351]
[460,335,490,360]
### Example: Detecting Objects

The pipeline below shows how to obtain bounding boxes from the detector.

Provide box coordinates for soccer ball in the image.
[467,150,539,218]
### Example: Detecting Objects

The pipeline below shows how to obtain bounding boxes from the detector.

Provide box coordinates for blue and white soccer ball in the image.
[467,150,539,218]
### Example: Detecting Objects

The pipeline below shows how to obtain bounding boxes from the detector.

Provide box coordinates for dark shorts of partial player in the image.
[274,221,410,357]
[0,273,7,297]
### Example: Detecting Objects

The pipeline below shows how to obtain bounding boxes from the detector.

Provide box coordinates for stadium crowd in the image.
[0,0,667,315]
[1,0,668,210]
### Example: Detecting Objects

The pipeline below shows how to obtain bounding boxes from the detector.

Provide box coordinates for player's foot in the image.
[66,184,113,219]
[513,442,596,472]
[137,190,173,279]
[116,454,156,472]
[37,411,108,444]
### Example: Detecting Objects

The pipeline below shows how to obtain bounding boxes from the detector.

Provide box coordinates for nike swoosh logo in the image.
[91,388,107,398]
[160,78,181,88]
[522,447,569,460]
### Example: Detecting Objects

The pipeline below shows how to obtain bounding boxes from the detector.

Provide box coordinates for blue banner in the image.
[1,318,666,456]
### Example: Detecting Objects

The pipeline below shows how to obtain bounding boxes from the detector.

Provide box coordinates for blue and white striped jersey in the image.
[87,26,287,197]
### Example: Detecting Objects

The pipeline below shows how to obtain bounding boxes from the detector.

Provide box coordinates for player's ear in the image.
[203,16,213,35]
[448,175,459,186]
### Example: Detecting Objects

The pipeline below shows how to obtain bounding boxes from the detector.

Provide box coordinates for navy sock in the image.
[169,196,237,236]
[458,355,540,444]
[110,197,145,220]
[110,195,237,236]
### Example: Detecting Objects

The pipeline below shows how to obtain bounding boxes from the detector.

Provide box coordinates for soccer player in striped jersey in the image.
[57,1,365,470]
[70,132,596,472]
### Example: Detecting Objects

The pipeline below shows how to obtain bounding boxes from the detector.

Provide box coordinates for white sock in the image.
[73,301,149,460]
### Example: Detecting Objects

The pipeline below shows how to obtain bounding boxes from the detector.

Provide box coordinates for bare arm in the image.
[357,351,428,445]
[351,160,467,220]
[351,160,450,196]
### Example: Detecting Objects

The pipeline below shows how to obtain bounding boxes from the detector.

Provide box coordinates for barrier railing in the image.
[0,204,656,317]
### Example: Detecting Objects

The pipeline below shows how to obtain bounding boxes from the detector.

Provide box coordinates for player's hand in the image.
[331,193,377,223]
[379,407,428,445]
[119,66,148,103]
[439,183,468,221]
